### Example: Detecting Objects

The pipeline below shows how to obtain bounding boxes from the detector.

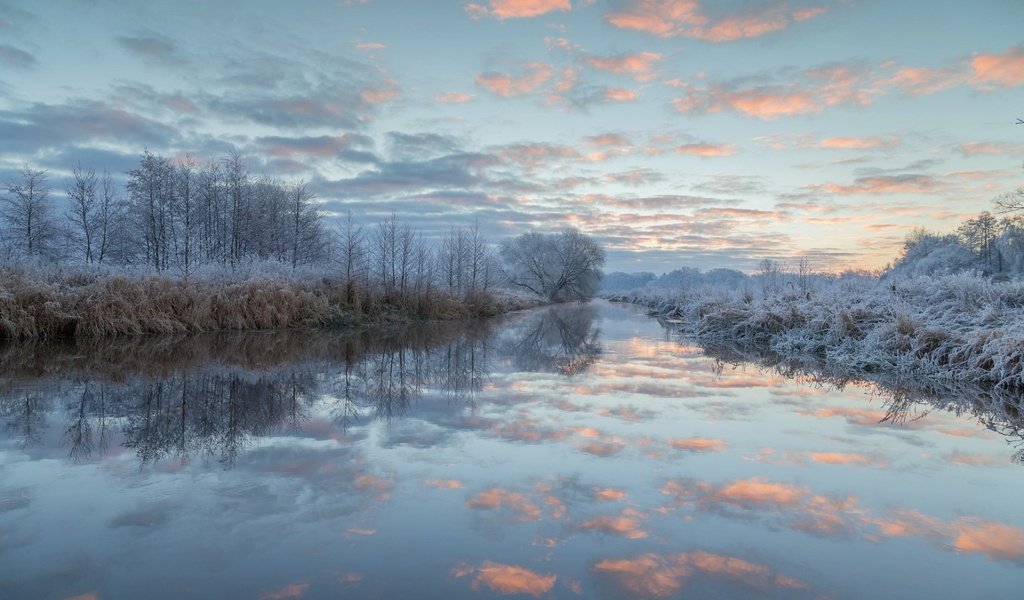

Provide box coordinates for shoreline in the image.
[0,265,544,340]
[605,273,1024,396]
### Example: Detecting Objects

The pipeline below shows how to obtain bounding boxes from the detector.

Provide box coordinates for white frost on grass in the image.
[607,273,1024,391]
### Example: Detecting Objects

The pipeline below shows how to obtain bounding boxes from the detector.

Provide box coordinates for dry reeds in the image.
[0,265,542,339]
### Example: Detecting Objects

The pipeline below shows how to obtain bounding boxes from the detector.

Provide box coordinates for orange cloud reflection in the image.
[455,562,558,596]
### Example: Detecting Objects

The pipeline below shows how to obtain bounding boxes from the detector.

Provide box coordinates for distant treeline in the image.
[603,203,1024,296]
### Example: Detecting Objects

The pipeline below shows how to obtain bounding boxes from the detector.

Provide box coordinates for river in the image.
[1,301,1021,599]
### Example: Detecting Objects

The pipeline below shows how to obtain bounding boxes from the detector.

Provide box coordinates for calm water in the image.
[1,301,1022,599]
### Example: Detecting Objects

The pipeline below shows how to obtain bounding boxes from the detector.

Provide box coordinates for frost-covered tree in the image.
[500,228,605,302]
[64,163,99,263]
[887,229,977,277]
[958,211,1000,273]
[2,166,56,259]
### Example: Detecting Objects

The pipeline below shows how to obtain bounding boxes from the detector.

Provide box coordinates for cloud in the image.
[675,142,736,157]
[673,83,822,119]
[466,487,543,521]
[970,45,1024,89]
[455,562,557,596]
[0,44,35,69]
[494,141,579,168]
[957,141,1024,155]
[667,437,727,451]
[317,151,497,198]
[810,174,943,195]
[259,582,309,600]
[466,0,572,20]
[576,511,649,538]
[605,0,829,42]
[116,35,184,65]
[885,66,963,95]
[436,91,474,103]
[605,87,638,102]
[256,133,377,162]
[592,550,811,598]
[196,46,397,130]
[0,99,178,154]
[424,478,464,489]
[673,45,1024,121]
[819,136,898,150]
[584,51,662,80]
[603,168,664,186]
[476,62,554,97]
[593,487,627,501]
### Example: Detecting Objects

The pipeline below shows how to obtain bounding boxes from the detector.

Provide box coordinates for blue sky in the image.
[1,0,1023,272]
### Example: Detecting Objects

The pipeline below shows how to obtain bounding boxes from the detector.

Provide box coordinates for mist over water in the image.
[1,301,1022,599]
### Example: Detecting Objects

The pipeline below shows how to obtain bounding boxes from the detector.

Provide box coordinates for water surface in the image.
[1,301,1022,599]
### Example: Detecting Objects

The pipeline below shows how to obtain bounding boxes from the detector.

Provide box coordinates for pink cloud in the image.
[819,136,898,150]
[594,487,627,501]
[885,66,963,95]
[675,143,736,157]
[971,45,1024,88]
[667,437,728,451]
[587,133,632,147]
[576,512,649,539]
[674,85,820,119]
[455,562,558,596]
[605,0,829,42]
[425,478,464,489]
[813,174,943,195]
[605,87,639,102]
[476,62,554,96]
[436,91,474,103]
[260,582,309,600]
[360,79,398,104]
[958,141,1023,155]
[467,0,571,20]
[807,452,874,466]
[585,52,663,80]
[466,487,543,521]
[953,520,1024,563]
[593,551,810,598]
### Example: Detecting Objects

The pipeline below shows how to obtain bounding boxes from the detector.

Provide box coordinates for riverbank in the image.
[0,264,542,339]
[606,272,1024,393]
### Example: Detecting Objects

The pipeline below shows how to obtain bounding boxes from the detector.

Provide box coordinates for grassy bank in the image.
[606,272,1024,393]
[0,264,541,339]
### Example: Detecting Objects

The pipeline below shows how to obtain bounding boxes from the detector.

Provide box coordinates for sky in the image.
[0,0,1022,273]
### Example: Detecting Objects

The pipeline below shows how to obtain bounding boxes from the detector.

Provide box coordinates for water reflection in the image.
[697,341,1024,462]
[2,302,1024,600]
[0,304,602,465]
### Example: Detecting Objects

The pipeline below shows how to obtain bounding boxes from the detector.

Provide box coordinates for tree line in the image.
[1,151,607,305]
[1,151,329,274]
[890,209,1024,278]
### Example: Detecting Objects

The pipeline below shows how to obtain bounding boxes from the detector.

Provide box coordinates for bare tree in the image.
[175,157,199,277]
[757,258,782,297]
[995,188,1024,213]
[64,163,98,263]
[500,228,605,302]
[796,257,813,295]
[2,166,56,259]
[95,171,127,265]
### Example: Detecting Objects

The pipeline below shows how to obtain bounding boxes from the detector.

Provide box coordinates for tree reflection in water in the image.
[500,302,601,376]
[0,304,603,466]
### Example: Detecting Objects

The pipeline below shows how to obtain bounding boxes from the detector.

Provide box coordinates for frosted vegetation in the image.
[0,152,604,338]
[604,192,1024,395]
